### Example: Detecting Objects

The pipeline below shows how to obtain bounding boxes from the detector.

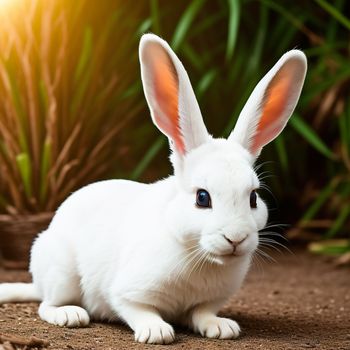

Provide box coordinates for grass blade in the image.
[40,138,52,204]
[182,43,204,71]
[130,136,166,180]
[315,0,350,31]
[16,152,32,198]
[150,0,161,34]
[74,26,92,84]
[138,18,152,36]
[290,114,335,159]
[196,68,217,99]
[226,0,240,61]
[244,3,267,78]
[309,239,350,255]
[4,62,29,154]
[274,135,288,171]
[326,204,350,238]
[301,180,336,221]
[71,26,93,117]
[171,0,206,50]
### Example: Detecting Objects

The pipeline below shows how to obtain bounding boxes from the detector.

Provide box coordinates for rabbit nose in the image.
[224,235,247,249]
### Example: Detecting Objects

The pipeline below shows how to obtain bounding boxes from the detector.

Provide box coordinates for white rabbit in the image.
[0,34,307,344]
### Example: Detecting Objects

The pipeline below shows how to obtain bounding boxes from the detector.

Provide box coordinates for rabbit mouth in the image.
[206,243,252,258]
[206,250,248,265]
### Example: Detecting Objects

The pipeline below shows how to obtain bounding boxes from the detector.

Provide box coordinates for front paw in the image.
[195,316,240,339]
[134,321,175,344]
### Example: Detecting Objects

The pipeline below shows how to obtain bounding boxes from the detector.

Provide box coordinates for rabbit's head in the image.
[139,34,307,264]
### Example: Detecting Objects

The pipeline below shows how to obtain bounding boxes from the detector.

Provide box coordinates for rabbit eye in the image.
[196,189,211,208]
[250,190,257,209]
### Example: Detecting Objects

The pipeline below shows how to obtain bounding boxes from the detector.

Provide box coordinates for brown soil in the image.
[0,248,349,350]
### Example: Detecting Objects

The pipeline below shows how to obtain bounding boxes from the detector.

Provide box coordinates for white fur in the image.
[0,283,40,303]
[0,34,307,344]
[229,50,307,157]
[140,33,209,154]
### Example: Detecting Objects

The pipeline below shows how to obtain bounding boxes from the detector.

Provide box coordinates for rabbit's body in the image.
[0,34,307,344]
[31,141,252,322]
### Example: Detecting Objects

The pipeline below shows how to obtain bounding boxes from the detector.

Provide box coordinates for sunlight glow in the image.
[0,0,23,20]
[0,0,14,7]
[0,0,18,9]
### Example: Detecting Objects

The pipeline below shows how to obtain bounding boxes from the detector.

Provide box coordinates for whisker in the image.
[255,248,277,263]
[259,183,275,197]
[259,236,292,252]
[174,248,204,286]
[182,251,201,285]
[198,251,211,275]
[257,170,272,178]
[251,252,265,276]
[169,246,202,284]
[188,250,206,281]
[262,223,290,230]
[259,242,283,254]
[258,175,275,182]
[254,161,274,172]
[259,232,289,242]
[260,240,293,255]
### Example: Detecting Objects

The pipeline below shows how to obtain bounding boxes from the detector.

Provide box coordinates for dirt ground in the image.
[0,248,349,350]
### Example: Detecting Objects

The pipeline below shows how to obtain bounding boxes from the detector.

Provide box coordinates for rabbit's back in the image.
[49,179,151,238]
[30,179,174,312]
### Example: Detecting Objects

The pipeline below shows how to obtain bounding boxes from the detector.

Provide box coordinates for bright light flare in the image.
[0,0,20,10]
[0,0,13,6]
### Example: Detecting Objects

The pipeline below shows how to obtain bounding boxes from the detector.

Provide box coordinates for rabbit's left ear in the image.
[229,50,307,159]
[139,34,209,156]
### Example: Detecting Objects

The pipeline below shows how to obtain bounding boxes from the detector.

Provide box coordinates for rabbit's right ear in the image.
[139,34,209,157]
[229,50,307,159]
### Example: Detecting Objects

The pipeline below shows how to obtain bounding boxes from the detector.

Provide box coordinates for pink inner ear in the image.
[251,70,291,154]
[151,45,185,155]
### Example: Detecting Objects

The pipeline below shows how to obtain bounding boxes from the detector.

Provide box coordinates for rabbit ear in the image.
[139,34,209,156]
[229,50,307,158]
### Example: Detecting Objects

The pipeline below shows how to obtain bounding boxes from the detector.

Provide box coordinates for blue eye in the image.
[196,189,211,208]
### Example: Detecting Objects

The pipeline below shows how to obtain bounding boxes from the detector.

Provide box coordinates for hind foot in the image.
[39,302,90,327]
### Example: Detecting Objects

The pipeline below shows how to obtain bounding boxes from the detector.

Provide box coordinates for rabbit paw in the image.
[196,316,240,339]
[39,303,90,328]
[134,321,175,344]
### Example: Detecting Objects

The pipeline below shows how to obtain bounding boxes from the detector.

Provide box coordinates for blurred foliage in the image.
[0,0,146,213]
[0,0,349,248]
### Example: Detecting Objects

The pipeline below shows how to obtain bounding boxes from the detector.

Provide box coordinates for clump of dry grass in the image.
[0,0,146,214]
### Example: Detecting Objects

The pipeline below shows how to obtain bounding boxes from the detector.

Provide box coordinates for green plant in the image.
[0,0,146,214]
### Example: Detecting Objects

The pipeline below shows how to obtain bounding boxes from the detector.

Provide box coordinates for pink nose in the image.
[224,235,247,249]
